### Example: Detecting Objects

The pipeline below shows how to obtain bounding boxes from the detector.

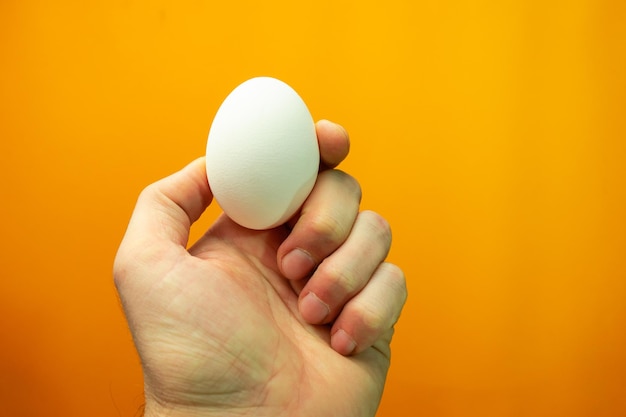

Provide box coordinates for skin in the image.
[113,120,408,417]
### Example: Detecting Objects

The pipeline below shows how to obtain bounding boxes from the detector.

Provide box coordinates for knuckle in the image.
[316,262,358,295]
[307,212,349,247]
[324,169,362,202]
[112,243,143,289]
[361,210,392,244]
[379,263,408,325]
[138,181,159,201]
[382,262,408,302]
[112,240,165,291]
[112,251,129,290]
[340,171,363,202]
[357,304,387,334]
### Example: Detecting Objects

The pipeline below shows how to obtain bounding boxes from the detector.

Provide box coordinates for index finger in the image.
[316,120,350,169]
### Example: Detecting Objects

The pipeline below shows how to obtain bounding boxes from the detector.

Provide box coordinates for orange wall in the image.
[1,1,625,416]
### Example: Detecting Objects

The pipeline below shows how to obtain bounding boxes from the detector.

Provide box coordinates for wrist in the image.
[143,397,275,417]
[144,403,244,417]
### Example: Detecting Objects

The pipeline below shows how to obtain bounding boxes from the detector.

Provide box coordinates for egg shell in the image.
[206,77,320,230]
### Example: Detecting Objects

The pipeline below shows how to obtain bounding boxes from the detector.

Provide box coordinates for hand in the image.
[113,120,407,417]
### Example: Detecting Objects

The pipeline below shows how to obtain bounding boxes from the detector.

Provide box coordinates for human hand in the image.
[113,120,407,417]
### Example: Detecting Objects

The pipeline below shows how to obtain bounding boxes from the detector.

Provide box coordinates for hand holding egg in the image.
[114,79,407,417]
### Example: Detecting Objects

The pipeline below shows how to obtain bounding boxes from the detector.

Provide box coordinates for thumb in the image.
[115,157,213,269]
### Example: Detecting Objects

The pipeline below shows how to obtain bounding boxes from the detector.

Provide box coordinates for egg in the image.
[205,77,320,230]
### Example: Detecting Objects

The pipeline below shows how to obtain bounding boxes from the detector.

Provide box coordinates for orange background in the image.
[1,1,625,416]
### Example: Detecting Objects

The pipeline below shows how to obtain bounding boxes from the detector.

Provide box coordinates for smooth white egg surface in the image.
[206,77,319,230]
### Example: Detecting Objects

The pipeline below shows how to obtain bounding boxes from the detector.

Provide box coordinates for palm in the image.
[135,215,389,417]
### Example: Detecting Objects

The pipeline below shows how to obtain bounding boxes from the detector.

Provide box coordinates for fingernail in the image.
[300,292,330,324]
[282,249,316,280]
[331,329,357,356]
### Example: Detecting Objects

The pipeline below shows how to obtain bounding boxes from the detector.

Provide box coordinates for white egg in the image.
[206,77,319,230]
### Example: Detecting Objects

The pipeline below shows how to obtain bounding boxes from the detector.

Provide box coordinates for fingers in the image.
[115,157,213,262]
[330,262,407,356]
[298,211,392,324]
[276,120,353,280]
[278,120,406,356]
[292,209,407,357]
[278,169,361,280]
[316,119,350,169]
